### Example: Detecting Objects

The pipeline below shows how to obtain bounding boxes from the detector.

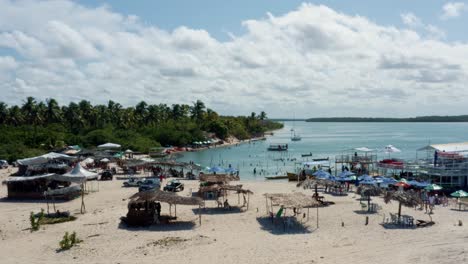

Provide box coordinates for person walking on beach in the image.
[253,168,257,175]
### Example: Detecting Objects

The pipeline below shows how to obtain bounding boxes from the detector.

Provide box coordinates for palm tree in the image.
[190,100,206,121]
[259,111,267,120]
[135,101,148,125]
[0,102,8,124]
[7,105,23,126]
[45,98,62,123]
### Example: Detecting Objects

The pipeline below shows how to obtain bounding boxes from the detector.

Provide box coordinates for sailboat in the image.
[290,116,301,141]
[291,130,301,141]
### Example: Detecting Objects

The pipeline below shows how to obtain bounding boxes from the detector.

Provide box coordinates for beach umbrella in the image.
[451,190,468,197]
[313,170,331,178]
[358,174,373,181]
[384,145,401,153]
[394,181,410,188]
[100,158,110,163]
[451,190,468,198]
[224,167,238,174]
[337,171,355,178]
[425,184,443,191]
[384,190,421,220]
[208,166,226,173]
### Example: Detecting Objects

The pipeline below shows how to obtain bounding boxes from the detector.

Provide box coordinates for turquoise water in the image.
[177,122,468,180]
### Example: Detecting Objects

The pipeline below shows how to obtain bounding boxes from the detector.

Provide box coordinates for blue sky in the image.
[1,1,468,117]
[77,0,468,42]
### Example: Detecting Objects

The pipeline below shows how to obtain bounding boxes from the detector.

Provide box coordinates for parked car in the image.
[138,178,161,192]
[123,177,144,187]
[163,179,184,192]
[0,160,8,169]
[100,170,113,180]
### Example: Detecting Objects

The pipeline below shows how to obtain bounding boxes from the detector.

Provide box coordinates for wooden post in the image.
[238,193,240,204]
[247,192,250,210]
[265,196,268,215]
[80,183,86,214]
[316,205,319,228]
[53,196,56,212]
[46,195,50,215]
[307,207,310,221]
[198,205,201,225]
[175,205,177,217]
[169,204,172,217]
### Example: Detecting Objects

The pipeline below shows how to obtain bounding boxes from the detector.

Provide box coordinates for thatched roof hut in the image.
[265,192,319,209]
[129,190,203,206]
[199,174,240,183]
[124,190,204,226]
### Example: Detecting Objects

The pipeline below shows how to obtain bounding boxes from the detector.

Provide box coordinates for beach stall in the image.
[2,173,82,200]
[198,184,253,210]
[122,190,204,226]
[16,152,76,176]
[264,192,320,230]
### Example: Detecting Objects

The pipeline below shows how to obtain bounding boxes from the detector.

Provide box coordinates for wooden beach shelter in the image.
[126,190,204,226]
[265,192,320,227]
[198,184,253,209]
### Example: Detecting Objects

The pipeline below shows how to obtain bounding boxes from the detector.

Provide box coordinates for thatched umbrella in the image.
[358,185,382,209]
[384,190,421,220]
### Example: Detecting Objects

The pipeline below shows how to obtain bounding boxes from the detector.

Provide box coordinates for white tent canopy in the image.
[17,152,74,166]
[418,142,468,152]
[97,143,121,149]
[100,158,110,163]
[384,145,401,153]
[54,163,98,182]
[354,147,374,152]
[125,149,133,153]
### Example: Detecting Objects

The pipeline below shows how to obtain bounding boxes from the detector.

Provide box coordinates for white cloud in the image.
[0,1,467,117]
[401,12,422,27]
[441,2,466,20]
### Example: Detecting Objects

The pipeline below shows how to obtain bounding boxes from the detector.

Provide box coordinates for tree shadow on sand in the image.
[192,206,245,215]
[0,197,68,204]
[118,219,196,232]
[256,216,314,235]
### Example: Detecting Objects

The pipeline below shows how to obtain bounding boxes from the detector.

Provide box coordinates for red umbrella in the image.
[394,182,410,188]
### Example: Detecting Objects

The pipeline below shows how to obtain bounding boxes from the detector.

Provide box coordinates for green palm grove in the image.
[0,97,282,162]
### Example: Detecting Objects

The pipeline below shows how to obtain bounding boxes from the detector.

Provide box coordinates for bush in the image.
[29,209,44,232]
[59,231,82,250]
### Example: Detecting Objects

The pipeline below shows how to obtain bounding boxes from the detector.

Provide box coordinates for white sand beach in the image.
[1,168,467,264]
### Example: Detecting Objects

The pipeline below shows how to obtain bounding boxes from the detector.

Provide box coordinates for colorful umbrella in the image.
[424,184,443,191]
[394,181,410,188]
[450,190,468,198]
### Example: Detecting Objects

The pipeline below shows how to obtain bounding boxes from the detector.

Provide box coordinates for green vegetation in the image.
[0,98,282,162]
[30,210,44,232]
[306,116,468,122]
[59,231,82,250]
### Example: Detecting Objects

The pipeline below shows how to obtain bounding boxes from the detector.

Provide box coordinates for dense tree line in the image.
[0,97,283,162]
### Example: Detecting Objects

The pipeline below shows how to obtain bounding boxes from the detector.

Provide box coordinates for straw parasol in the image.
[358,185,382,209]
[199,174,240,183]
[129,190,203,206]
[384,190,421,220]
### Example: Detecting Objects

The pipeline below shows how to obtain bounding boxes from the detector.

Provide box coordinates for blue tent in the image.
[313,170,331,179]
[208,166,226,173]
[224,167,238,173]
[338,171,355,178]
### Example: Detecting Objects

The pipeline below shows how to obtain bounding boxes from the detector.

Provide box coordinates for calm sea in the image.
[177,122,468,180]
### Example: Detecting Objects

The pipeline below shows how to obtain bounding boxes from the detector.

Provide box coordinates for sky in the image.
[0,0,468,118]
